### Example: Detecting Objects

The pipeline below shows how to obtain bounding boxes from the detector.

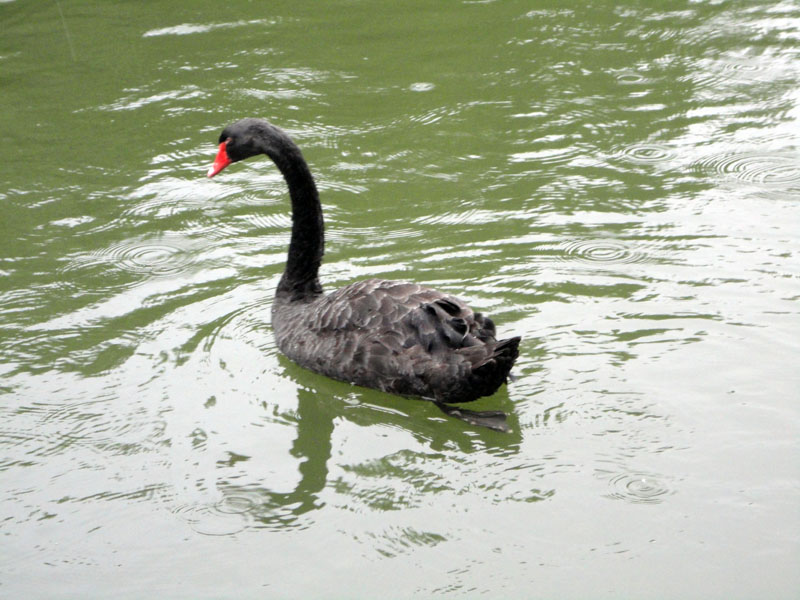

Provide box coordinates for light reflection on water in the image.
[1,0,799,597]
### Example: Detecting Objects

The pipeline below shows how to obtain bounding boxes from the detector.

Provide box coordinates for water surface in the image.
[1,1,799,598]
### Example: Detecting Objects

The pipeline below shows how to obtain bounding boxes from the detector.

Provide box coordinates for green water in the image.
[2,1,799,598]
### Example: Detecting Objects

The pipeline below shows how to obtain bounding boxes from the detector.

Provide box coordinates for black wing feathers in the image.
[273,279,519,404]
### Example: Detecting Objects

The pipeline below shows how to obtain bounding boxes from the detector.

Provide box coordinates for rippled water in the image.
[2,1,799,598]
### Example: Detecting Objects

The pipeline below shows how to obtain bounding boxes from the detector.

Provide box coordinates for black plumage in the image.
[208,118,520,430]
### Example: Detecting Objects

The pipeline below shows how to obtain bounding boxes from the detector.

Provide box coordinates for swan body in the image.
[208,118,520,427]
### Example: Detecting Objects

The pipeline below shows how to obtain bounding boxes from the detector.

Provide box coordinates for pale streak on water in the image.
[1,1,799,598]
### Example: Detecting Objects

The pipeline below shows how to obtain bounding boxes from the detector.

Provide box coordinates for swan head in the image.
[207,118,284,178]
[208,119,269,177]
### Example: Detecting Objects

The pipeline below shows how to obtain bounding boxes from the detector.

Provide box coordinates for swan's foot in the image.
[434,402,510,433]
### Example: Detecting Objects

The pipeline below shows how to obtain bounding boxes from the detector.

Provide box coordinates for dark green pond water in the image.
[2,1,799,598]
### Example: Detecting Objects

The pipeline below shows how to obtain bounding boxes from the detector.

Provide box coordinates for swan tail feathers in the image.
[468,336,520,396]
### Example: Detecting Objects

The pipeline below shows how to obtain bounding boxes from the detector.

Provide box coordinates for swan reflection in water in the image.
[226,365,522,531]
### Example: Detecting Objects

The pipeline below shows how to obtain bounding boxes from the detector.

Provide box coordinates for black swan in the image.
[207,118,520,431]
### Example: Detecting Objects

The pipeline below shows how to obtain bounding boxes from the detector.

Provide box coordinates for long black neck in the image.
[259,131,324,300]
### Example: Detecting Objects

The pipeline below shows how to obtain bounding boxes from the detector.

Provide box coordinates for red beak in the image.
[207,142,232,177]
